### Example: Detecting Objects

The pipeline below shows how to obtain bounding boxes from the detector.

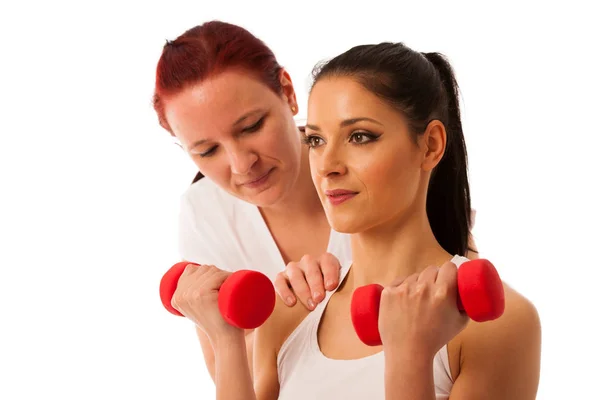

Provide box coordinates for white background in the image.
[1,1,598,399]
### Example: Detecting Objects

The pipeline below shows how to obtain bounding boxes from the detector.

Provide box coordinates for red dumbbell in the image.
[350,258,505,346]
[159,261,276,330]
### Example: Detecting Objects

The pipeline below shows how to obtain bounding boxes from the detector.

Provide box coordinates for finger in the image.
[211,269,232,292]
[180,263,211,280]
[301,256,326,304]
[178,265,224,296]
[417,265,440,284]
[436,261,458,288]
[434,261,460,307]
[286,263,316,310]
[389,275,408,287]
[274,272,297,307]
[319,253,342,290]
[174,264,201,293]
[398,272,419,288]
[179,263,200,278]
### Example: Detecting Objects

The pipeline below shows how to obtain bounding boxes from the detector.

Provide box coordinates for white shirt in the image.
[277,254,470,400]
[177,177,353,282]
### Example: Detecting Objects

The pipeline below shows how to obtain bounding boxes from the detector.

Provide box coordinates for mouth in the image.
[324,189,359,206]
[239,168,274,188]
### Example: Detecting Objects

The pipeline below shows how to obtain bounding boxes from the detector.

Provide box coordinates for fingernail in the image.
[286,296,295,306]
[308,299,316,309]
[313,291,323,302]
[326,280,335,289]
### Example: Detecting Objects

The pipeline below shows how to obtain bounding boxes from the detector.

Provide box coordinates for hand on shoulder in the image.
[274,252,343,311]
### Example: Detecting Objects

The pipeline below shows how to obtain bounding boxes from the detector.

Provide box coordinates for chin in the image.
[327,214,368,234]
[243,185,286,208]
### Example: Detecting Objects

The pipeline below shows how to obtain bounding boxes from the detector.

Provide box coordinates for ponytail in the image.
[423,52,471,256]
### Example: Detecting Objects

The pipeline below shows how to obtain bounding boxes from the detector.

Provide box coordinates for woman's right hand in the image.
[274,253,342,310]
[171,264,242,343]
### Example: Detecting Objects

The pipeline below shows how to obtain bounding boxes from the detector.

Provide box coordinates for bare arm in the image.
[449,287,541,399]
[383,287,540,400]
[380,263,540,400]
[253,295,309,399]
[209,298,294,400]
[212,331,257,400]
[196,327,254,383]
[384,347,436,400]
[252,319,281,400]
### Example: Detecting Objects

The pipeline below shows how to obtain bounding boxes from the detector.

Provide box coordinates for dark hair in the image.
[152,20,284,183]
[310,43,472,256]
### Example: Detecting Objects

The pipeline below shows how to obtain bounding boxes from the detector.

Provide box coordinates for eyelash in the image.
[198,117,266,158]
[302,131,380,148]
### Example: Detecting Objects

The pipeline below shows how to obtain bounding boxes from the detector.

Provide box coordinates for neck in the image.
[260,146,323,220]
[346,210,453,290]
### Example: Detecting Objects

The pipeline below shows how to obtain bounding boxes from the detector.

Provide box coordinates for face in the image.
[164,69,302,207]
[304,76,446,233]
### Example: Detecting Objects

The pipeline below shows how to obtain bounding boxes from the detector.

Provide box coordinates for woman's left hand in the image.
[378,261,469,357]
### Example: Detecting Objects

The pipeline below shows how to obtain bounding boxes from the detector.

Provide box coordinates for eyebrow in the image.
[188,108,265,150]
[305,117,383,131]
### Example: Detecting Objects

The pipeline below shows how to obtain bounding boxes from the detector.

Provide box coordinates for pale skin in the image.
[164,69,334,381]
[171,76,541,399]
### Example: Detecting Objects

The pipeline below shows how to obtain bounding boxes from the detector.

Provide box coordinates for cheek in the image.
[192,156,230,185]
[261,126,300,162]
[357,148,420,200]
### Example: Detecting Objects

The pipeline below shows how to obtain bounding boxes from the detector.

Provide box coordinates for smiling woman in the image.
[158,70,304,206]
[152,20,354,383]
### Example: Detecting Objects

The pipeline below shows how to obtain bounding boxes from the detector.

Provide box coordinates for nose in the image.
[227,145,258,175]
[316,144,347,178]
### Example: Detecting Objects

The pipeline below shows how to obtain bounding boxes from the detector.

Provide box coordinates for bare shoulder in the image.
[461,282,541,350]
[449,282,542,399]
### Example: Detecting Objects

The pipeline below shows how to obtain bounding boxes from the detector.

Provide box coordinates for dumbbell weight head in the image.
[350,283,384,346]
[160,261,190,317]
[218,268,276,329]
[456,258,505,322]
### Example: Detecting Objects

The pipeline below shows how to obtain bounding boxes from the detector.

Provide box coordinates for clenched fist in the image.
[171,264,242,342]
[379,262,469,357]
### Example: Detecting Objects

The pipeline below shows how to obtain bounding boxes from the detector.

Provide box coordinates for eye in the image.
[199,146,217,158]
[350,131,379,144]
[302,135,324,148]
[242,116,265,133]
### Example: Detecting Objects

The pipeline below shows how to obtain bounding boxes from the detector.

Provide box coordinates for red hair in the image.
[153,20,284,134]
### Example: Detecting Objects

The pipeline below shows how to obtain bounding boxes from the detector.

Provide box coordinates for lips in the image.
[325,189,358,205]
[325,189,356,196]
[239,168,273,188]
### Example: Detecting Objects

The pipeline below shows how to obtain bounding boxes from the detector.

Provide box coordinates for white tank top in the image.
[277,254,469,400]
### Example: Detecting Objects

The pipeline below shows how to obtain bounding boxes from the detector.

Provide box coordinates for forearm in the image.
[384,346,436,400]
[197,327,255,384]
[196,327,217,381]
[213,332,257,400]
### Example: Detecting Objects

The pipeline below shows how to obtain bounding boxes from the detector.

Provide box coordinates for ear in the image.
[420,120,447,172]
[279,69,298,115]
